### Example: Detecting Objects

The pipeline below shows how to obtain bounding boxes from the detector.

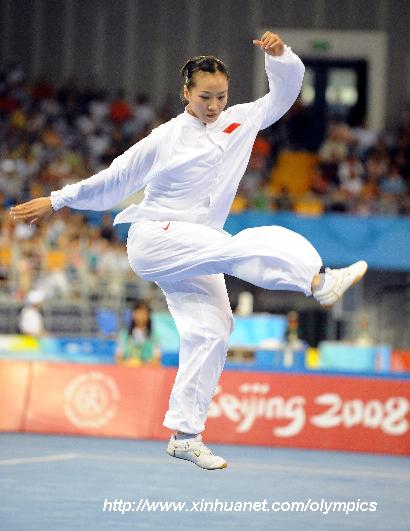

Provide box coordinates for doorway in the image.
[299,58,368,150]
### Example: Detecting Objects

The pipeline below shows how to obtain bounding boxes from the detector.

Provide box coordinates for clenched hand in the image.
[253,32,285,57]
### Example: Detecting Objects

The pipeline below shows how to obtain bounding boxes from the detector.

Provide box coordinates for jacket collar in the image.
[180,105,224,130]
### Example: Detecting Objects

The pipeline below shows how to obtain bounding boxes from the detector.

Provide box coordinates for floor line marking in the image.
[0,453,80,466]
[1,451,408,482]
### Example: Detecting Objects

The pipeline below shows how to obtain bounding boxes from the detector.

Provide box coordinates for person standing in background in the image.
[115,300,161,367]
[18,290,47,337]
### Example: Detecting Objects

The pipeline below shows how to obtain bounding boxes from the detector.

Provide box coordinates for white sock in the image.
[174,432,198,440]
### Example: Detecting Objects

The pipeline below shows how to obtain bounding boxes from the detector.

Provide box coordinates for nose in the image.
[207,99,218,111]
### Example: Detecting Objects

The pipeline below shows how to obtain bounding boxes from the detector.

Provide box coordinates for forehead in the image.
[191,71,228,92]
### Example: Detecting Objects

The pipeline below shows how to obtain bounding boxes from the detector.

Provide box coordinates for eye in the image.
[200,96,209,100]
[218,95,226,100]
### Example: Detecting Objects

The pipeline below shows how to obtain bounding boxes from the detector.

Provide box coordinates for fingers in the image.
[10,206,36,220]
[258,31,279,47]
[10,202,29,214]
[10,204,34,220]
[11,209,45,224]
[253,32,284,56]
[10,208,38,223]
[9,197,52,223]
[10,199,36,213]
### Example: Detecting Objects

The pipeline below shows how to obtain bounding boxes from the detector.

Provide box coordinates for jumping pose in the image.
[10,32,367,470]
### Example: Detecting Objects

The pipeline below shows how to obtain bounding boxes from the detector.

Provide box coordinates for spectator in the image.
[115,300,161,367]
[380,163,407,196]
[109,90,133,123]
[319,123,352,164]
[99,212,117,242]
[352,118,378,156]
[18,289,47,337]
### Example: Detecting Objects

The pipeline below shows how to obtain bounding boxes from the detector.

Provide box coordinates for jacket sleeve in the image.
[50,129,162,212]
[229,45,305,131]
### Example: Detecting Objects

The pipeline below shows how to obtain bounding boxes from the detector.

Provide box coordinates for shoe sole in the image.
[322,264,368,309]
[167,452,228,470]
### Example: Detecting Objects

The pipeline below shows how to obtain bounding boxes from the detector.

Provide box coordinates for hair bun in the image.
[179,55,229,104]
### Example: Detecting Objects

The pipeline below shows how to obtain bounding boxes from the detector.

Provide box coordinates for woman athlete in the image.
[10,32,367,470]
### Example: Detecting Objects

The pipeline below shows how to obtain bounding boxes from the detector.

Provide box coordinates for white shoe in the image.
[313,260,368,307]
[166,434,227,470]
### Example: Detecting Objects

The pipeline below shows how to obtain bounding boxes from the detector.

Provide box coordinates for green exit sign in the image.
[311,38,331,51]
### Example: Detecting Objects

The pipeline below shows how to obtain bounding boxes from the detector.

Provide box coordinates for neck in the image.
[186,105,197,118]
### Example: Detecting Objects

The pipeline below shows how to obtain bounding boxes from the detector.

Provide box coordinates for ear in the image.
[183,85,190,102]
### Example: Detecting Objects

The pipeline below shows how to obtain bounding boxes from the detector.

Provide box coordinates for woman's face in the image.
[133,306,150,327]
[184,71,228,124]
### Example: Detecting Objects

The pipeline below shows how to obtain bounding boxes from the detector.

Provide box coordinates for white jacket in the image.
[50,47,304,229]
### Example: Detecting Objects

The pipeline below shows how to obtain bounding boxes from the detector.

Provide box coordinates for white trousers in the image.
[127,220,322,434]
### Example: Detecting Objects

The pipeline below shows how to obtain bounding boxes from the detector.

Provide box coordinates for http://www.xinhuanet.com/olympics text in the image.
[102,497,378,515]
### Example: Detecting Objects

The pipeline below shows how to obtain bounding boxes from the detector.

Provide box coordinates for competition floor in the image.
[1,433,409,531]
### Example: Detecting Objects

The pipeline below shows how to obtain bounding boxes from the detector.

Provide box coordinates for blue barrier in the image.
[224,212,410,271]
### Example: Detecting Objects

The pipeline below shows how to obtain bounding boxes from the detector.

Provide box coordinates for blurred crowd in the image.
[1,62,410,304]
[0,63,172,208]
[0,206,146,304]
[235,113,410,215]
[0,63,167,303]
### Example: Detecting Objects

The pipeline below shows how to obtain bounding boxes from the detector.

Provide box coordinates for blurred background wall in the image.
[0,0,409,126]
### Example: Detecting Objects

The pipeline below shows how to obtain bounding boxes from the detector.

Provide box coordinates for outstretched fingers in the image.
[10,202,34,220]
[9,197,53,224]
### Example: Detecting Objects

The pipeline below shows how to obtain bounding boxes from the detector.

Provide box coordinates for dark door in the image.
[299,59,368,151]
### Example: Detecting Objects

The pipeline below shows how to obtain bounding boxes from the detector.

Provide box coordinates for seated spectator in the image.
[99,212,116,242]
[133,93,156,132]
[339,159,364,199]
[109,90,133,123]
[325,190,349,213]
[365,146,389,182]
[115,300,161,367]
[380,163,407,196]
[352,118,378,157]
[338,151,364,182]
[319,123,352,164]
[319,123,354,187]
[273,186,293,212]
[310,164,330,196]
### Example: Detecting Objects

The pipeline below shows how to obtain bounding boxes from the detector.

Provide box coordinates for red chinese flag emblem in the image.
[223,123,241,134]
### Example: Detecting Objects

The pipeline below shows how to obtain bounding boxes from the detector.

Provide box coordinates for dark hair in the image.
[128,300,152,336]
[180,55,229,103]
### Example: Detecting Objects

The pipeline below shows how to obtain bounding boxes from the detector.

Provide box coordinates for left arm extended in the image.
[259,37,305,129]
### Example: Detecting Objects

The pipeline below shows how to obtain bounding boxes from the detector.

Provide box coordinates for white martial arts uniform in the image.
[50,46,322,434]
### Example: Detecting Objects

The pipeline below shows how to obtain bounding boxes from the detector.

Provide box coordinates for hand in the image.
[10,196,54,225]
[253,32,285,57]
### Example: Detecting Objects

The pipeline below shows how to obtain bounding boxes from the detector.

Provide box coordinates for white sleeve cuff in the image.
[50,191,64,211]
[264,44,293,67]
